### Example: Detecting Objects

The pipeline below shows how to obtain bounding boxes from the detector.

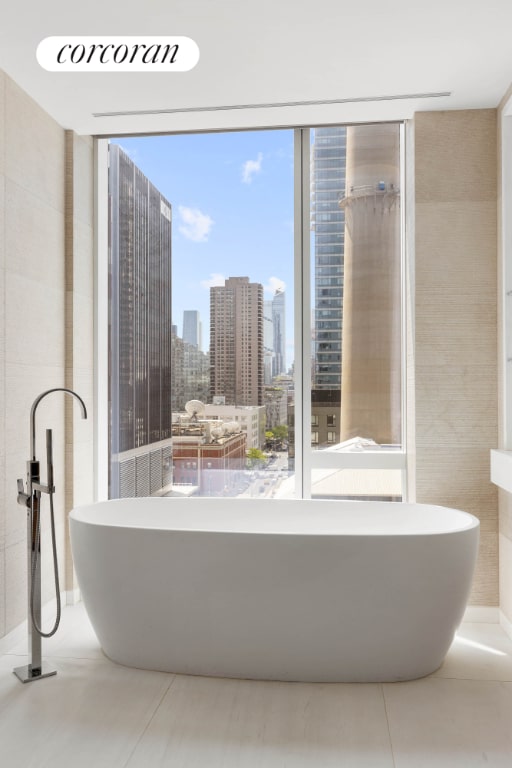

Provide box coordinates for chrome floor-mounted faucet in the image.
[14,388,87,683]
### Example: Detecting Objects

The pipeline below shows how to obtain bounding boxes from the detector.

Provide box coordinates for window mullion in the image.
[294,128,312,499]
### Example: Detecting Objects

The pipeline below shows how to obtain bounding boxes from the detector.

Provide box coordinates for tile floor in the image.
[1,604,512,767]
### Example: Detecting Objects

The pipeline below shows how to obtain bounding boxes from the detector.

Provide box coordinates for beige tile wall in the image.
[414,110,499,606]
[0,72,5,638]
[497,84,512,627]
[0,70,94,640]
[64,130,94,595]
[499,488,512,622]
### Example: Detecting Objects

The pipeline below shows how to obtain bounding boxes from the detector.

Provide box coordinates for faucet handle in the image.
[17,478,30,508]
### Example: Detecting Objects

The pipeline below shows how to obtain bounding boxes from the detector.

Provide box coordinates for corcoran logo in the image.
[36,36,200,72]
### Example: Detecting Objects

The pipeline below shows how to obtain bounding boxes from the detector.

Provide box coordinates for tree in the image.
[247,448,267,467]
[272,424,288,441]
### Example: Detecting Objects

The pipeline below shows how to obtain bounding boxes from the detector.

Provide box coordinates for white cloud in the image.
[178,205,214,242]
[242,152,263,184]
[200,273,226,289]
[264,276,286,296]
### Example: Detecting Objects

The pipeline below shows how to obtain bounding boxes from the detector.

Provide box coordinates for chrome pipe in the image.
[30,387,87,461]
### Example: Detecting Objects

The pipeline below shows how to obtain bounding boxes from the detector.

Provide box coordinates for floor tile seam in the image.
[122,673,178,768]
[379,683,397,768]
[423,674,512,684]
[2,650,102,660]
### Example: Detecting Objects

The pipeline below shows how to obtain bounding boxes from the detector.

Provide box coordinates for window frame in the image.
[94,122,408,502]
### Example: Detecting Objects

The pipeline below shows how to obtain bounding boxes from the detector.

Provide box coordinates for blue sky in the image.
[112,129,295,368]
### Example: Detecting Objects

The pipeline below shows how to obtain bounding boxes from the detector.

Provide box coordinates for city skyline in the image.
[111,130,294,368]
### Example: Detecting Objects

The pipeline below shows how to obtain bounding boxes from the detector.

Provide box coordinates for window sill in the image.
[490,449,512,494]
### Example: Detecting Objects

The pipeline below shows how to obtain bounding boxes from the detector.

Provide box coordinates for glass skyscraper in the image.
[182,309,201,350]
[311,126,346,390]
[272,288,286,377]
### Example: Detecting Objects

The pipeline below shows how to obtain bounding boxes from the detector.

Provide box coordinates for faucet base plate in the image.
[13,662,57,683]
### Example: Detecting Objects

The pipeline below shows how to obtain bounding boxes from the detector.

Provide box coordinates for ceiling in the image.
[1,0,512,137]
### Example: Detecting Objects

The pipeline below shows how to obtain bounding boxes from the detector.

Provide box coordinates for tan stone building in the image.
[209,276,264,406]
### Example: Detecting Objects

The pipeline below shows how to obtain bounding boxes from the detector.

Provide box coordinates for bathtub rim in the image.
[69,497,480,538]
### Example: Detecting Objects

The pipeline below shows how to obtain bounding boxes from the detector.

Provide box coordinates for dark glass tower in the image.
[109,144,173,493]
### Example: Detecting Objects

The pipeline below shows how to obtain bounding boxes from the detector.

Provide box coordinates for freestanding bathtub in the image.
[69,497,479,683]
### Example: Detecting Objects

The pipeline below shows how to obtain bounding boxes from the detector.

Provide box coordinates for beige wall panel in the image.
[0,72,5,176]
[72,292,94,372]
[415,201,497,296]
[0,75,5,569]
[471,531,498,605]
[5,274,65,368]
[0,172,5,555]
[4,78,65,213]
[63,130,95,597]
[0,70,71,638]
[415,368,498,449]
[73,220,94,300]
[0,448,5,560]
[5,450,28,550]
[499,533,512,622]
[67,439,94,508]
[0,445,5,551]
[414,109,498,606]
[5,540,28,631]
[499,488,512,540]
[72,134,94,228]
[415,446,496,523]
[497,87,512,627]
[0,548,5,638]
[5,179,65,285]
[415,110,497,204]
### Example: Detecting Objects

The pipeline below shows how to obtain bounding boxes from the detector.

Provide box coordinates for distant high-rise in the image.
[311,126,346,390]
[263,300,273,385]
[272,288,286,376]
[182,309,202,350]
[210,276,264,406]
[109,143,173,496]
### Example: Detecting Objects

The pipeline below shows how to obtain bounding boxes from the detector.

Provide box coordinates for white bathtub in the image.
[69,497,479,683]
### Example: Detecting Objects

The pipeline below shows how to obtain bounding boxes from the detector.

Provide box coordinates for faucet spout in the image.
[30,388,87,461]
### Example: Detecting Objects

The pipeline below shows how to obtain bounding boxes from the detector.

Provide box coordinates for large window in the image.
[305,124,404,500]
[105,123,405,501]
